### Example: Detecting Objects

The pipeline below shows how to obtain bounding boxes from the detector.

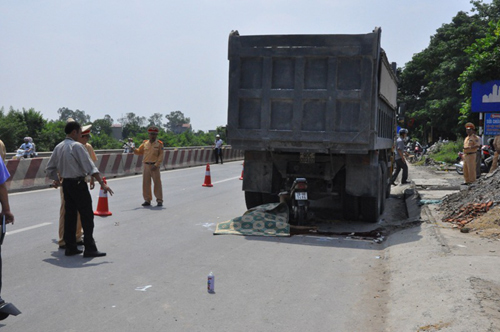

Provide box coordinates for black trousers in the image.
[391,159,408,183]
[214,148,223,164]
[62,179,97,251]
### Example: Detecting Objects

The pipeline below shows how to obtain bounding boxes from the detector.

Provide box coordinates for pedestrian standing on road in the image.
[489,134,500,173]
[214,134,224,164]
[56,124,97,249]
[133,126,164,207]
[0,157,21,320]
[46,121,112,257]
[462,122,480,185]
[391,129,410,185]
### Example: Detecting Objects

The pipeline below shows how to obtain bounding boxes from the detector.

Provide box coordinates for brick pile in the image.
[439,168,500,227]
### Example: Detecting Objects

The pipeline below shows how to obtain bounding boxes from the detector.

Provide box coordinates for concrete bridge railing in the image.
[5,147,244,192]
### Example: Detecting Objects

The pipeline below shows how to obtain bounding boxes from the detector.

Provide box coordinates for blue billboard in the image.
[471,80,500,113]
[484,113,500,136]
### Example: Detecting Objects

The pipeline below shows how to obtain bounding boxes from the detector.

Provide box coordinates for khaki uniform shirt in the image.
[85,143,97,162]
[493,135,500,152]
[464,134,480,154]
[134,140,164,167]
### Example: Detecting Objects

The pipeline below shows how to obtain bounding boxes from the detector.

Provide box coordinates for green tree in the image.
[118,112,146,127]
[148,113,165,129]
[38,120,66,151]
[165,110,190,132]
[57,107,91,124]
[15,108,46,144]
[0,108,27,151]
[92,115,114,136]
[398,0,500,142]
[89,133,122,150]
[459,20,500,118]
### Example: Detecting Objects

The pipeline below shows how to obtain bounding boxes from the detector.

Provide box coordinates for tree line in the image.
[399,0,500,143]
[0,107,224,152]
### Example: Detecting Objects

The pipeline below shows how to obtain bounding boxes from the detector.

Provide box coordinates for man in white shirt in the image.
[214,134,224,164]
[46,121,113,257]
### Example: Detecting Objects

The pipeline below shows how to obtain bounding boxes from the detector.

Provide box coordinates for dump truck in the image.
[226,28,397,222]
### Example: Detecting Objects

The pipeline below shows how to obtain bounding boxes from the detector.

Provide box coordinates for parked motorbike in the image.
[413,141,427,161]
[455,152,464,175]
[290,178,309,225]
[12,149,27,160]
[454,145,496,175]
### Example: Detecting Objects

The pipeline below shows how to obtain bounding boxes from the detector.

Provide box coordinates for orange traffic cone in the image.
[239,162,244,180]
[94,177,112,216]
[202,163,213,187]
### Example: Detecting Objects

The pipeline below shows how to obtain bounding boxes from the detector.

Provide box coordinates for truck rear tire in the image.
[245,191,263,209]
[244,192,279,210]
[379,162,388,214]
[359,167,382,223]
[343,194,359,221]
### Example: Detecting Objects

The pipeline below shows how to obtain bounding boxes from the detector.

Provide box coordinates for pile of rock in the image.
[439,169,500,229]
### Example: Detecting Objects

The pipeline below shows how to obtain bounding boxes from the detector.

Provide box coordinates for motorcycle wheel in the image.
[295,205,306,226]
[456,166,464,175]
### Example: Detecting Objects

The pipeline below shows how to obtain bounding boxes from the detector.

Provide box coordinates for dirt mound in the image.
[439,168,500,237]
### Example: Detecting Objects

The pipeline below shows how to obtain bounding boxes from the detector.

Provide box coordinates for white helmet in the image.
[216,134,220,138]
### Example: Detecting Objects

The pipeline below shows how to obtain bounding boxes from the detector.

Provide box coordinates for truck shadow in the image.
[240,194,423,249]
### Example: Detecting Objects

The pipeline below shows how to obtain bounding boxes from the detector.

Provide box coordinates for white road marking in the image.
[212,176,240,184]
[6,222,52,235]
[135,285,152,291]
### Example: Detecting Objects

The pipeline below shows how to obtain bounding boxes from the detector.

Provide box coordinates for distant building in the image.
[172,123,192,134]
[111,123,122,140]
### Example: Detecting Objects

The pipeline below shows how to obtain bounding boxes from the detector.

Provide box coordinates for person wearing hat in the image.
[133,126,164,207]
[463,122,481,185]
[19,137,34,158]
[80,124,98,163]
[56,124,98,249]
[214,134,224,164]
[123,138,135,153]
[47,121,112,257]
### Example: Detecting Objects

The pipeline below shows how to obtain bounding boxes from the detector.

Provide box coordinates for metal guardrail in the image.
[5,146,231,160]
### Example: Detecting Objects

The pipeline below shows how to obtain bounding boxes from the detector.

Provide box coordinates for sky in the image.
[0,0,491,132]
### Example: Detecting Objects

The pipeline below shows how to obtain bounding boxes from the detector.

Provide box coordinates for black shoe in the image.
[59,245,66,250]
[76,240,84,246]
[401,181,410,184]
[157,202,163,207]
[142,201,151,207]
[65,248,83,256]
[390,181,397,186]
[83,250,106,258]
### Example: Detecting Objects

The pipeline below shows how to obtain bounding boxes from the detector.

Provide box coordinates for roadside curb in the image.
[403,186,421,221]
[385,165,500,331]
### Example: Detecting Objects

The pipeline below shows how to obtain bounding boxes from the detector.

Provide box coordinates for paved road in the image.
[1,161,393,332]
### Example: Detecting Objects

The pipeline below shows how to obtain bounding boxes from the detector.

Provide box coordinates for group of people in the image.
[18,137,37,159]
[47,123,226,255]
[0,124,225,319]
[46,123,170,256]
[390,122,500,186]
[461,122,500,185]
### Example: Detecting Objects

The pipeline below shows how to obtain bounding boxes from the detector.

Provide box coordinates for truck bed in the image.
[227,28,397,154]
